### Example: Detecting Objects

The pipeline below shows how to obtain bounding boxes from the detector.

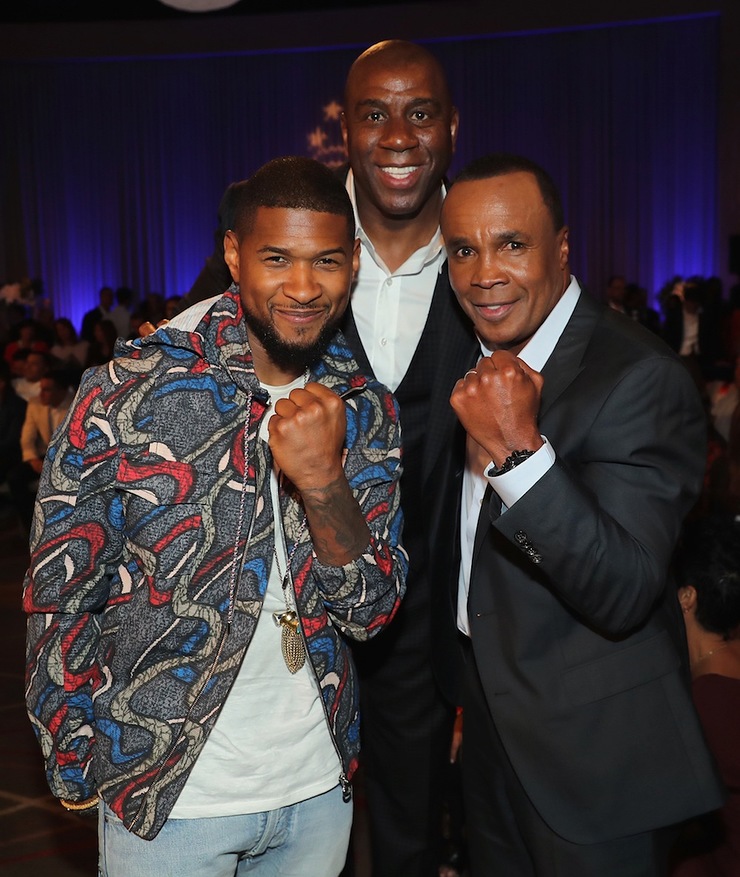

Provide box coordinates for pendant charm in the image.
[273,610,306,674]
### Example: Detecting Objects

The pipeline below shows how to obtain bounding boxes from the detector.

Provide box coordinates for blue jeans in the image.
[98,785,352,877]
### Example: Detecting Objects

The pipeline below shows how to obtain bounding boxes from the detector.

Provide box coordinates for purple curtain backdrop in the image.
[0,13,719,332]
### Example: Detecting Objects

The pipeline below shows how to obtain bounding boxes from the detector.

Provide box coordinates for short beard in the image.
[243,307,338,375]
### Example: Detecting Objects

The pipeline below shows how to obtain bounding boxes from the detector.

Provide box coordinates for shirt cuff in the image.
[485,437,555,509]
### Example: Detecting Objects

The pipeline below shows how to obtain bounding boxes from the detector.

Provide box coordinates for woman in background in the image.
[49,316,89,380]
[671,515,740,876]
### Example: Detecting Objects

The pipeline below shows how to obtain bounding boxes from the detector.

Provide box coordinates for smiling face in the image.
[441,171,570,354]
[341,45,458,224]
[224,206,359,385]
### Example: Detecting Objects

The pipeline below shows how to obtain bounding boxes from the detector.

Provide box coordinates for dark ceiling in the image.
[0,0,406,24]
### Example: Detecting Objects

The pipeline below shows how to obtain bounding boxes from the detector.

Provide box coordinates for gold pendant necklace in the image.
[272,515,308,674]
[693,641,731,666]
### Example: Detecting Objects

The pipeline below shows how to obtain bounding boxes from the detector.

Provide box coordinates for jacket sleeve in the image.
[23,374,123,802]
[296,385,408,642]
[494,354,706,636]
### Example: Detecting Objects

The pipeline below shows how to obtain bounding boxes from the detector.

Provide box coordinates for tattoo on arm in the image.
[300,476,370,566]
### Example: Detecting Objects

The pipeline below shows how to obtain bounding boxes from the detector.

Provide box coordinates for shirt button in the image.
[380,338,388,347]
[386,278,393,286]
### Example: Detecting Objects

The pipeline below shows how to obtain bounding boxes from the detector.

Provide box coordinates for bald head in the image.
[344,39,453,109]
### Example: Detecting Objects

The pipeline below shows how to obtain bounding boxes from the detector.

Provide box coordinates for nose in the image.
[470,250,507,289]
[283,263,322,303]
[378,115,418,152]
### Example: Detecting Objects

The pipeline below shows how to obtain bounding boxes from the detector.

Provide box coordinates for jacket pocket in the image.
[561,631,681,706]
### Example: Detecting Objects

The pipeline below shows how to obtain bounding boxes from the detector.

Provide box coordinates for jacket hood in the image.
[117,285,369,398]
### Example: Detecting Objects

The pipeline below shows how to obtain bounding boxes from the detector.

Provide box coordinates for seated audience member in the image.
[80,285,114,343]
[605,274,627,313]
[140,291,166,327]
[165,295,183,320]
[49,316,89,380]
[85,318,119,368]
[725,284,740,360]
[662,281,713,398]
[8,347,28,380]
[672,515,740,876]
[9,367,74,531]
[0,360,27,525]
[624,282,662,335]
[12,349,50,402]
[109,286,134,340]
[703,364,740,520]
[2,317,49,366]
[707,354,740,444]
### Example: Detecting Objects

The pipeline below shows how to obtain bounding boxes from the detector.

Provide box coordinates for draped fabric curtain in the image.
[0,13,718,331]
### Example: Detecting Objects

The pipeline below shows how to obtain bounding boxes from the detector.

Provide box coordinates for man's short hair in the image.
[228,156,355,239]
[42,366,73,393]
[451,152,565,232]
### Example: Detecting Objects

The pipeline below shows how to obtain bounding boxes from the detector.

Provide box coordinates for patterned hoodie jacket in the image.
[23,288,407,839]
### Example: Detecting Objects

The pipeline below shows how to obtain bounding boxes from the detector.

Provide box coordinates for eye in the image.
[316,255,346,269]
[365,110,385,123]
[504,240,526,251]
[410,109,430,122]
[453,246,475,259]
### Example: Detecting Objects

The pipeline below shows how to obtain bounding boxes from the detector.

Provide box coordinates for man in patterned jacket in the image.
[23,156,407,877]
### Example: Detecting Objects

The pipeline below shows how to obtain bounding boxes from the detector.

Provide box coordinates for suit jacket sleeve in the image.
[492,350,706,636]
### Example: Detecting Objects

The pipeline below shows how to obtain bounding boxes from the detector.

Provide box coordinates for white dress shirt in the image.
[457,277,582,635]
[345,169,446,392]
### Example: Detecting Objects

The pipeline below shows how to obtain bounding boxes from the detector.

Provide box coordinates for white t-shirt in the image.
[170,375,341,817]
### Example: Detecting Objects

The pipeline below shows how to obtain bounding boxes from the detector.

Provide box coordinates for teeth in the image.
[381,166,418,177]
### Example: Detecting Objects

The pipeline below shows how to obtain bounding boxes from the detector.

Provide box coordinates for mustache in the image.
[274,304,327,312]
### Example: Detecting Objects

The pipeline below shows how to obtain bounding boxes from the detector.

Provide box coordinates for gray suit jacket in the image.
[468,291,724,843]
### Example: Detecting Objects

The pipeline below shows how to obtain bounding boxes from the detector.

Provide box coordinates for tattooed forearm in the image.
[300,475,371,566]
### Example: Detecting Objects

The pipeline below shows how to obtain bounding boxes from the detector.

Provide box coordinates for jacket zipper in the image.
[283,545,352,803]
[131,400,259,832]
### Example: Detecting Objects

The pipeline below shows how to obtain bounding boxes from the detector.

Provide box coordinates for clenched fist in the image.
[268,383,347,493]
[450,350,544,468]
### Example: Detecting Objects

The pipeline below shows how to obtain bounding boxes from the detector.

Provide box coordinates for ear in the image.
[450,106,460,153]
[678,585,697,614]
[340,112,349,151]
[351,238,361,280]
[558,228,569,269]
[223,230,240,284]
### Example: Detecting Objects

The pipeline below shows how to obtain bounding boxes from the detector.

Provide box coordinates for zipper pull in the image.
[339,773,352,803]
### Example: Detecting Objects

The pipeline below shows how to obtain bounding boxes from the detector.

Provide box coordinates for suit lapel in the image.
[422,266,478,487]
[470,290,603,562]
[539,290,602,420]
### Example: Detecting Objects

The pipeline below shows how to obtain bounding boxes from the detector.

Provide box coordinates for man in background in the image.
[169,40,476,877]
[338,40,474,877]
[9,366,73,531]
[80,284,115,343]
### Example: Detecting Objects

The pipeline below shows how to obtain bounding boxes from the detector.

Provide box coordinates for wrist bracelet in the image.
[491,449,536,475]
[60,796,99,812]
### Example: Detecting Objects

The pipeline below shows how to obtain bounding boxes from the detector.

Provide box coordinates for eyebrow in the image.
[444,230,526,249]
[354,96,443,112]
[257,245,348,258]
